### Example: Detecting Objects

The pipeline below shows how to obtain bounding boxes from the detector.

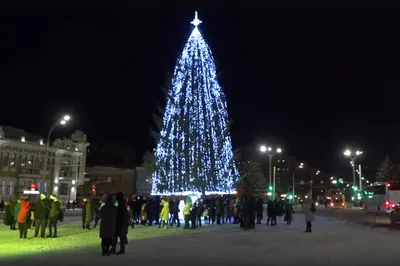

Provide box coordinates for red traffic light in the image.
[30,183,37,190]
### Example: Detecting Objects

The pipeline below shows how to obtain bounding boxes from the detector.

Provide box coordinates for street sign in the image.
[300,180,304,185]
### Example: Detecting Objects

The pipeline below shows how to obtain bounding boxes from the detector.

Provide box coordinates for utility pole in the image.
[292,171,295,203]
[358,164,362,192]
[273,166,276,200]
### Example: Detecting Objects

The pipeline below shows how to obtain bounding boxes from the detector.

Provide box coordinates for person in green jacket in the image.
[34,194,50,238]
[48,195,61,238]
[13,200,21,230]
[84,198,93,230]
[183,197,192,229]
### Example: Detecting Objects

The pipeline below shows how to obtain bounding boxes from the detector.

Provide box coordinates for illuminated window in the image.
[3,152,9,167]
[10,153,16,167]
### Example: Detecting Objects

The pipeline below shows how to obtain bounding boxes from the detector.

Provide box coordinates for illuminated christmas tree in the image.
[151,12,239,196]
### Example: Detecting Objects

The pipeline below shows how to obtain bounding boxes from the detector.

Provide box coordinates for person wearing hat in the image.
[34,194,50,238]
[48,195,61,238]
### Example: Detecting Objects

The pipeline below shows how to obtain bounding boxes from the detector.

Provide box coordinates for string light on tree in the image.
[151,12,239,196]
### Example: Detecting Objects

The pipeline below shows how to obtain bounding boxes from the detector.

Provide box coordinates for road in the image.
[2,214,400,266]
[315,206,395,229]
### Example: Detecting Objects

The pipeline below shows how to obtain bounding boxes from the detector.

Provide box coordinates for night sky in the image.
[1,4,398,178]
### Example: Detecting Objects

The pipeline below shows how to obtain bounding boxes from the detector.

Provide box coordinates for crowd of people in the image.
[2,191,316,257]
[3,194,61,238]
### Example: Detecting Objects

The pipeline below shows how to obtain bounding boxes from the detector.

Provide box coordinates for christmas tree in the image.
[151,12,239,196]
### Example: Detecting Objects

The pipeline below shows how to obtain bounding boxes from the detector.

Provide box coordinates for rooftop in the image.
[0,126,43,142]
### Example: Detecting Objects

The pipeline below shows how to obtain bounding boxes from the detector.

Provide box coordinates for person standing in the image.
[48,195,61,238]
[303,194,315,233]
[34,194,50,238]
[172,199,180,227]
[266,199,275,226]
[160,199,170,229]
[93,200,102,228]
[17,196,32,239]
[140,201,147,225]
[100,195,116,256]
[256,197,264,224]
[84,198,93,230]
[81,198,88,230]
[183,197,192,229]
[284,199,294,225]
[111,192,129,255]
[13,199,21,230]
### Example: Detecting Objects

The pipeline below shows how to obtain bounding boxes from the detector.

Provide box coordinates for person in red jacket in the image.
[18,196,32,239]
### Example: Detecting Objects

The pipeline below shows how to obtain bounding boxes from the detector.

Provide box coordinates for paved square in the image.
[2,214,400,266]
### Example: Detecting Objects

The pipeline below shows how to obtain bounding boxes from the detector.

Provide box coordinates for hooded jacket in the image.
[49,195,61,219]
[34,194,50,220]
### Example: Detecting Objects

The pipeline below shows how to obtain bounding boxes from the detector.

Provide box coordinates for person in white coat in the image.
[303,194,315,233]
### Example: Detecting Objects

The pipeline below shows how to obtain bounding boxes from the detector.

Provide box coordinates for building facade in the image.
[78,166,135,198]
[0,127,89,202]
[136,166,152,196]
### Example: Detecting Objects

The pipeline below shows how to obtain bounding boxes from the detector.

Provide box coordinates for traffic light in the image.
[268,185,273,191]
[352,186,358,191]
[287,194,293,200]
[92,184,96,195]
[338,178,344,184]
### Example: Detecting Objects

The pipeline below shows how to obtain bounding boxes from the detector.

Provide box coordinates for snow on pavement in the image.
[3,214,400,266]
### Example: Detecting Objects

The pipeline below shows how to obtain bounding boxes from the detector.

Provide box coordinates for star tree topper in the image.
[191,11,202,27]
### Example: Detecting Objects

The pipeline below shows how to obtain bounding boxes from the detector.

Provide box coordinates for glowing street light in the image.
[260,145,282,199]
[343,149,363,201]
[292,162,305,204]
[44,114,72,195]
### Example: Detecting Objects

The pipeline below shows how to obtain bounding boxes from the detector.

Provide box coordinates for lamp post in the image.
[44,115,71,196]
[311,170,320,199]
[260,145,282,198]
[343,149,362,201]
[291,162,304,204]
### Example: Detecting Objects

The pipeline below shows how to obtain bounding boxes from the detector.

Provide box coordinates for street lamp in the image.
[260,145,282,199]
[343,149,363,201]
[292,162,304,204]
[43,114,71,196]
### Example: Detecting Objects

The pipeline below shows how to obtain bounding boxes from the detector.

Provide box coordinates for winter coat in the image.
[81,202,87,221]
[141,203,147,221]
[215,200,221,215]
[303,200,315,222]
[34,199,50,220]
[115,203,129,235]
[17,200,32,223]
[84,200,93,222]
[160,201,170,221]
[284,203,294,218]
[4,202,12,224]
[267,200,276,217]
[14,201,21,218]
[49,200,61,220]
[183,201,192,215]
[99,203,117,239]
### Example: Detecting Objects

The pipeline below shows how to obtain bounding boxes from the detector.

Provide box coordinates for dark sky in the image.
[0,4,398,178]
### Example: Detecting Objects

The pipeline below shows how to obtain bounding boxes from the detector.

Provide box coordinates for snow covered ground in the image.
[2,214,400,266]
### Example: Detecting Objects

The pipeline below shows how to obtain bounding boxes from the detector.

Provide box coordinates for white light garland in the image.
[152,12,239,195]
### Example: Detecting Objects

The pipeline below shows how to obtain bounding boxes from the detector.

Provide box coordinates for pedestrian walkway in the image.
[4,214,400,266]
